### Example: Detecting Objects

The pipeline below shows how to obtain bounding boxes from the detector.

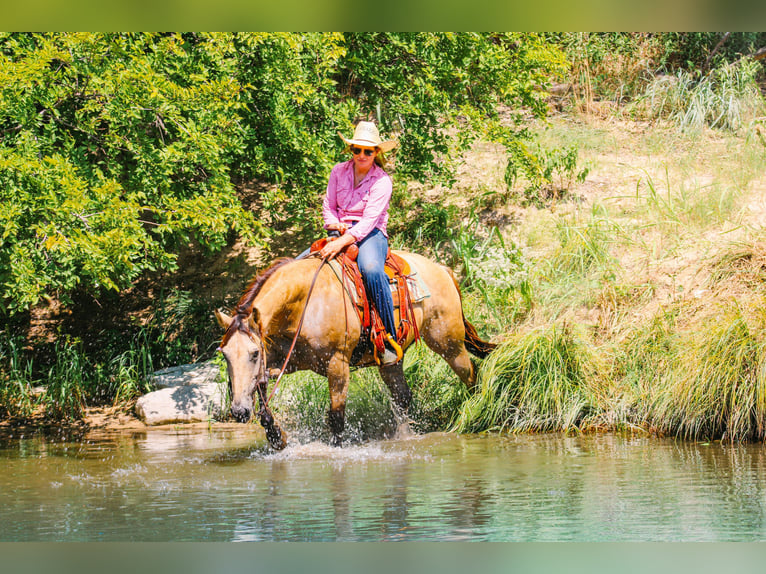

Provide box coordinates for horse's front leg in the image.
[256,382,287,450]
[326,353,350,447]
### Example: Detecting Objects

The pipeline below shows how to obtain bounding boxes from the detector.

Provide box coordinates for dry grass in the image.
[438,107,766,440]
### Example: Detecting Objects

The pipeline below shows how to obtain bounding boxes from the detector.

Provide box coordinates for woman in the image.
[318,121,402,365]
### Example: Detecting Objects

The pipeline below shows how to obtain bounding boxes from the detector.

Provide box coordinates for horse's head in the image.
[215,308,266,424]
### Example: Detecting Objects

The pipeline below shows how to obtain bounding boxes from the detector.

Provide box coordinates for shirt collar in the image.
[345,159,381,184]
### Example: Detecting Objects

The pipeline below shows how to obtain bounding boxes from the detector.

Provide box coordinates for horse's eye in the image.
[250,350,260,363]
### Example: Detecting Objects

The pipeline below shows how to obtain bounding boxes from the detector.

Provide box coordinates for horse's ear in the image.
[215,309,233,330]
[250,307,261,329]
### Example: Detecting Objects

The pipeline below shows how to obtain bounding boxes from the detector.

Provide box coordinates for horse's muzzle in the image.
[231,404,253,423]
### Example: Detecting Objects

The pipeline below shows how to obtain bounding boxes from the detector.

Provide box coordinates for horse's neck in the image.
[255,260,313,341]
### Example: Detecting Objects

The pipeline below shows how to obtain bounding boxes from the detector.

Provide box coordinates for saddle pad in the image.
[393,254,430,302]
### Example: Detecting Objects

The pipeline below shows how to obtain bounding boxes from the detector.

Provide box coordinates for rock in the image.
[151,363,220,389]
[135,363,228,425]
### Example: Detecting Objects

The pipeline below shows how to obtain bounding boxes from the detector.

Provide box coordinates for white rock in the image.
[135,363,228,425]
[151,363,220,388]
[135,382,226,425]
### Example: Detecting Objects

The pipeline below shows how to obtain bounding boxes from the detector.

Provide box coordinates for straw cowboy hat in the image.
[338,121,398,153]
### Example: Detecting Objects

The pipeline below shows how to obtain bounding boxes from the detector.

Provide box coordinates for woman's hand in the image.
[319,232,355,260]
[326,222,349,234]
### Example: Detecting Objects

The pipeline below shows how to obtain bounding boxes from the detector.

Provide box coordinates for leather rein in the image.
[252,254,328,414]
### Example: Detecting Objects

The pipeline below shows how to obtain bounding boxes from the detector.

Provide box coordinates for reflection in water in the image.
[2,428,766,541]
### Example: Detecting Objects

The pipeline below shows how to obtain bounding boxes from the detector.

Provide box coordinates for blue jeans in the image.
[298,228,396,337]
[357,229,396,337]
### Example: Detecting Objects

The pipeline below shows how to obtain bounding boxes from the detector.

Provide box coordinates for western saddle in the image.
[310,237,419,365]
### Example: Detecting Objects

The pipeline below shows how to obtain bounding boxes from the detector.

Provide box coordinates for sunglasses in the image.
[350,146,376,157]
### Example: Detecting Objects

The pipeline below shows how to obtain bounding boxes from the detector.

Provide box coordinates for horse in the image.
[215,250,496,449]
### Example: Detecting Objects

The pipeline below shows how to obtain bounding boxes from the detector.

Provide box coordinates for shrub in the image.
[505,141,589,206]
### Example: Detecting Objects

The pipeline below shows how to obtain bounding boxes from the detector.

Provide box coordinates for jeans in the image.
[298,227,396,337]
[357,228,396,337]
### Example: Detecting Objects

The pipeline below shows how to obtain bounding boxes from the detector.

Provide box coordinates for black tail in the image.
[463,314,497,358]
[447,268,497,359]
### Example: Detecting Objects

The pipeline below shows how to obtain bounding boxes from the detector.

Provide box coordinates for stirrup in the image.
[377,333,403,366]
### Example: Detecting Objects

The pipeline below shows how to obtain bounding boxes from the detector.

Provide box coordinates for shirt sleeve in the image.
[348,174,392,241]
[321,165,341,229]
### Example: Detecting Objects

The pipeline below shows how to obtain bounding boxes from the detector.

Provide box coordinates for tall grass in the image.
[0,333,37,419]
[630,59,764,132]
[534,207,618,316]
[44,338,88,420]
[550,210,616,276]
[452,322,606,433]
[109,332,156,407]
[634,168,742,234]
[0,330,155,422]
[647,300,766,442]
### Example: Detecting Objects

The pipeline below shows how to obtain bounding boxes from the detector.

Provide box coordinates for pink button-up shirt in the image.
[322,160,392,241]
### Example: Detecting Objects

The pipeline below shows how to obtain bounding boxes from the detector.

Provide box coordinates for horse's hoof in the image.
[267,428,288,450]
[269,437,287,450]
[330,435,343,448]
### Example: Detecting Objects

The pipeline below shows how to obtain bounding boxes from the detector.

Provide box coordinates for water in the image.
[2,427,766,541]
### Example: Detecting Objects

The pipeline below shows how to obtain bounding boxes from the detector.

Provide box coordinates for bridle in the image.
[225,254,329,419]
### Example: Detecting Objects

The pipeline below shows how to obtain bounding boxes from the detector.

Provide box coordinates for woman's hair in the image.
[343,145,391,169]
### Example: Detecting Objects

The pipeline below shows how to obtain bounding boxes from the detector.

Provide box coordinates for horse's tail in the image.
[463,315,497,358]
[447,268,497,359]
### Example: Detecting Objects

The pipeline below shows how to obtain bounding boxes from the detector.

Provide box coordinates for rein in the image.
[260,254,328,408]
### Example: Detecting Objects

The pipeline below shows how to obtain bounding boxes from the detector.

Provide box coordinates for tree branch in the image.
[703,32,730,73]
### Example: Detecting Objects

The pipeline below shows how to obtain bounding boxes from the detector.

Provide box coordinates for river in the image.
[2,427,766,541]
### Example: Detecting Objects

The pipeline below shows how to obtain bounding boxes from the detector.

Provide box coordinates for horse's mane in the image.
[221,257,294,345]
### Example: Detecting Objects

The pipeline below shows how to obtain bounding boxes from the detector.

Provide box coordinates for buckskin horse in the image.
[215,250,496,449]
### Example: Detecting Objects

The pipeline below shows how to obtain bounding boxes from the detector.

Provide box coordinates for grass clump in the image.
[707,240,766,296]
[612,307,680,426]
[452,322,606,433]
[43,337,88,421]
[647,300,766,442]
[629,59,764,132]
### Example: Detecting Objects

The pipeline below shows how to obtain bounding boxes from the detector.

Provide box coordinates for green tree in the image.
[231,32,566,226]
[0,32,260,314]
[0,32,566,316]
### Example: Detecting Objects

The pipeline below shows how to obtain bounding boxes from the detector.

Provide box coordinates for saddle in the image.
[310,237,420,364]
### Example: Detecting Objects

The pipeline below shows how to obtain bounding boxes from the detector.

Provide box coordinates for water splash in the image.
[252,431,435,464]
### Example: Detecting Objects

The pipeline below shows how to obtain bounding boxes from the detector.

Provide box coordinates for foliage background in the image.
[0,32,565,317]
[2,32,766,439]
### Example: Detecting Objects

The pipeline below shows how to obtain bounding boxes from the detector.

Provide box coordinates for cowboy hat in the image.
[338,121,398,153]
